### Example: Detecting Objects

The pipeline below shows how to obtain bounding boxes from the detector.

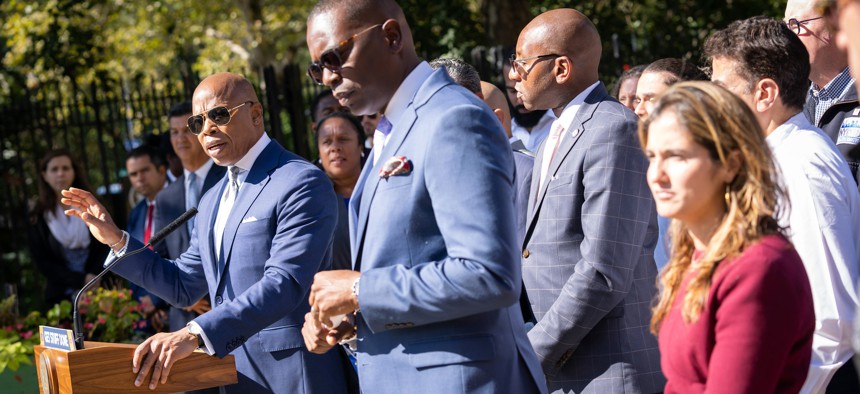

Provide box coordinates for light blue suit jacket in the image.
[349,69,547,394]
[113,140,349,393]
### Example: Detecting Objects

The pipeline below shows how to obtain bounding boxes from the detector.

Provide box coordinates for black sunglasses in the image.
[186,101,255,135]
[307,24,382,85]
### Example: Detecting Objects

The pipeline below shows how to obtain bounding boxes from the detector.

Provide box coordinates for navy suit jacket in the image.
[127,199,148,243]
[112,140,349,393]
[348,68,547,393]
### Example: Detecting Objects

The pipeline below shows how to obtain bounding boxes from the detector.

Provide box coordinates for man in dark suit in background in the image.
[511,9,664,393]
[125,145,170,333]
[153,101,226,335]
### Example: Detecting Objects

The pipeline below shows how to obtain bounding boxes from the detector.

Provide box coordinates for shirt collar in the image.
[766,112,815,149]
[554,81,600,131]
[383,61,434,127]
[184,158,215,181]
[232,132,271,173]
[811,67,855,100]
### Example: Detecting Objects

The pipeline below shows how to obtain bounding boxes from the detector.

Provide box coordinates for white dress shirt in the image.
[512,110,556,152]
[768,113,860,393]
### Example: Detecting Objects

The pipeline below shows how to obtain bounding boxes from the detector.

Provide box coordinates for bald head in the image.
[194,73,260,109]
[311,0,408,32]
[480,81,512,138]
[192,72,265,165]
[524,9,601,80]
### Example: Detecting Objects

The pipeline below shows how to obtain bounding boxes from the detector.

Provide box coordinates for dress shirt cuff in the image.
[103,231,130,267]
[187,321,215,355]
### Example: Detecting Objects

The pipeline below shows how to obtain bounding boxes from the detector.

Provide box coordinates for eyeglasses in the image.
[786,16,823,34]
[186,101,255,135]
[307,24,383,85]
[509,53,562,77]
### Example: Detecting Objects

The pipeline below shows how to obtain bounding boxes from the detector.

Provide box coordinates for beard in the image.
[511,106,548,129]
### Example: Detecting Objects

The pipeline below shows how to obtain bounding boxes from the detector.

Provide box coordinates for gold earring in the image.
[724,184,731,207]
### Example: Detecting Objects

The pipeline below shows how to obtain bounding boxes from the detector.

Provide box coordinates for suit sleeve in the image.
[358,104,522,332]
[527,112,654,374]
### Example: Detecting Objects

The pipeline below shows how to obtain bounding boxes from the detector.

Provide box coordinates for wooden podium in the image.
[34,341,237,393]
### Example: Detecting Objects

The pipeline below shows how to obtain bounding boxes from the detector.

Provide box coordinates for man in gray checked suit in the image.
[509,9,665,393]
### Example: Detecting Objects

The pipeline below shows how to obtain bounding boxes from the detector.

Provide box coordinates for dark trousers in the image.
[827,357,860,393]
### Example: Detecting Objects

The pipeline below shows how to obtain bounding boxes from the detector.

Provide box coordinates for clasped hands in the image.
[302,270,361,354]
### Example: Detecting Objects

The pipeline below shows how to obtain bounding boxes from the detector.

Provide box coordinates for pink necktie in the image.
[537,122,565,199]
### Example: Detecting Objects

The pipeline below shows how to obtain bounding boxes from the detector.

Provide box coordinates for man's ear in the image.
[493,108,506,126]
[754,78,779,113]
[251,102,264,125]
[554,56,573,84]
[382,19,403,53]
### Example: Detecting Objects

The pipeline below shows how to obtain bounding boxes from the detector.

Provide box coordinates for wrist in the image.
[108,230,126,251]
[351,276,360,311]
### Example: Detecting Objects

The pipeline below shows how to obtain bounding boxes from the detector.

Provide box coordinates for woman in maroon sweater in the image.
[639,82,815,393]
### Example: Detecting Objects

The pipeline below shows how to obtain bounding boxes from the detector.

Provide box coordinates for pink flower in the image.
[4,326,12,332]
[20,330,33,340]
[97,317,106,325]
[80,307,88,314]
[84,322,94,330]
[15,323,23,330]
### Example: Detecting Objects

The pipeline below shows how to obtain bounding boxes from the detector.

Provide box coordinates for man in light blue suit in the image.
[61,73,350,393]
[301,1,547,393]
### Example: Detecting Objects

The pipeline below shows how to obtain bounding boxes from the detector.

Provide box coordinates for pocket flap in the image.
[257,324,303,352]
[406,335,495,369]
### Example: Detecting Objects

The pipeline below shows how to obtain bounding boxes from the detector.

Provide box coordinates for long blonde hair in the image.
[639,82,786,334]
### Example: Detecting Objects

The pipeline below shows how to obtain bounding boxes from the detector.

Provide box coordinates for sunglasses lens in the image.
[208,107,232,125]
[187,115,204,135]
[320,50,343,71]
[307,63,324,84]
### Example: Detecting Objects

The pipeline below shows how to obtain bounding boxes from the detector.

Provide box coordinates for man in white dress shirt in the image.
[707,16,860,392]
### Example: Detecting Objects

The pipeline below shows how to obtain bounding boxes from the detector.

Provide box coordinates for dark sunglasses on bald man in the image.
[307,24,383,86]
[187,101,255,135]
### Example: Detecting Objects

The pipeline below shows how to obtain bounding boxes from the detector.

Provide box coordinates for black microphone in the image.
[72,208,198,349]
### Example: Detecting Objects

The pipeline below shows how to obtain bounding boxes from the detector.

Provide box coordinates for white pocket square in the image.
[241,216,259,224]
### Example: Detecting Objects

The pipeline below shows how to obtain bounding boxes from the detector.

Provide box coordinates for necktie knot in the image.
[376,115,393,137]
[228,166,241,188]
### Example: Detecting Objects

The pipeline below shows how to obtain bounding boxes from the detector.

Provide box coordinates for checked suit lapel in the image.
[525,84,607,241]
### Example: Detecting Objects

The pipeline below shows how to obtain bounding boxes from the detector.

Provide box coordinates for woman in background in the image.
[641,82,814,393]
[28,149,108,307]
[315,112,365,271]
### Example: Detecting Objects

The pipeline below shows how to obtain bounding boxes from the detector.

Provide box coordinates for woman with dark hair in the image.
[642,82,815,392]
[28,149,108,307]
[315,112,365,271]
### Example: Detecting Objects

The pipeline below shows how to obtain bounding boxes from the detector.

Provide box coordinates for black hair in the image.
[703,16,810,110]
[126,145,166,169]
[314,112,366,147]
[167,101,193,118]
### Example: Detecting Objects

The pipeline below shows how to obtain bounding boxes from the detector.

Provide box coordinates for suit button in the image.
[215,296,223,304]
[522,249,530,258]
